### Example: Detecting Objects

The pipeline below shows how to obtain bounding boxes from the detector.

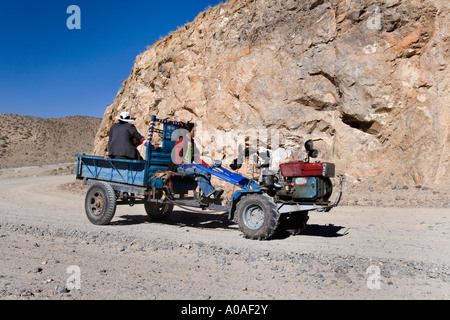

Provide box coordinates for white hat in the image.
[115,111,134,123]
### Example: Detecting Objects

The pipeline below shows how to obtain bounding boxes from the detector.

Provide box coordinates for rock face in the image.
[94,0,449,191]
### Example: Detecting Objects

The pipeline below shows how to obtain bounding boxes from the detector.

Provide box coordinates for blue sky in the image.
[0,0,223,118]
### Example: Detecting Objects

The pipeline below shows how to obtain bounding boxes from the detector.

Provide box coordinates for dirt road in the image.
[0,174,448,300]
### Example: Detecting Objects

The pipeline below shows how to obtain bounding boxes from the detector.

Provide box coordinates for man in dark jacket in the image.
[105,111,148,160]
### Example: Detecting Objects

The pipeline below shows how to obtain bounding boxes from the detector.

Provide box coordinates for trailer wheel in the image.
[85,182,117,225]
[236,193,280,240]
[144,201,174,221]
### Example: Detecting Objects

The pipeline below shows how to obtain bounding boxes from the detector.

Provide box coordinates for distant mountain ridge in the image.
[0,114,102,169]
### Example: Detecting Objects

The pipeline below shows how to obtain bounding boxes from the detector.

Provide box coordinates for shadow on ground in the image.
[112,210,348,240]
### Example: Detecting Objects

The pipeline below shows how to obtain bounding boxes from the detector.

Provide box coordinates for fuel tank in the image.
[279,161,335,178]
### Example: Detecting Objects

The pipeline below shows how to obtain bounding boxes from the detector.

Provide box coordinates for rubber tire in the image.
[85,182,117,225]
[144,201,174,221]
[236,193,280,240]
[278,211,309,235]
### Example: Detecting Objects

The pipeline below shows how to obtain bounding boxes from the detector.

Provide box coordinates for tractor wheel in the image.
[235,193,280,240]
[278,211,309,235]
[144,200,174,221]
[85,182,117,225]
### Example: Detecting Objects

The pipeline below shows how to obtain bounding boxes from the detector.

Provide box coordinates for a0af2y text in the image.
[181,304,268,317]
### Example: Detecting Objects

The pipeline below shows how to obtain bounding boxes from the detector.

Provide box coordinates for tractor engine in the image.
[262,140,335,203]
[276,161,334,202]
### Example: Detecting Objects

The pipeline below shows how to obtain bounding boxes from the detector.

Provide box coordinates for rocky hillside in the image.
[93,0,449,194]
[0,114,101,169]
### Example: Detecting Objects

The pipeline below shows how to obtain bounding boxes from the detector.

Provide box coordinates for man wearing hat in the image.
[104,111,149,160]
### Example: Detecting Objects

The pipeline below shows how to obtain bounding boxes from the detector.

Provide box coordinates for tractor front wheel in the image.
[236,193,280,240]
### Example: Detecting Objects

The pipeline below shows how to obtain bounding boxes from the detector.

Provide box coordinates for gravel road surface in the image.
[0,175,448,300]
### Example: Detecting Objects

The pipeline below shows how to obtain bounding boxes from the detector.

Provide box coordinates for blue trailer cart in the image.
[76,115,342,240]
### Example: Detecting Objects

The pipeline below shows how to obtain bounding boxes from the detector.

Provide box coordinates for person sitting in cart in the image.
[104,111,149,160]
[169,122,223,200]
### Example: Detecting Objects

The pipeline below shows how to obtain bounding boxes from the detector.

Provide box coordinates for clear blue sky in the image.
[0,0,223,119]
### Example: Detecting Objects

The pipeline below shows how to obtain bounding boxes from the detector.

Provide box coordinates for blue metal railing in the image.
[179,163,260,190]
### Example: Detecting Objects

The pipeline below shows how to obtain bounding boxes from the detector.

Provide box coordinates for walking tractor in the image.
[75,115,343,240]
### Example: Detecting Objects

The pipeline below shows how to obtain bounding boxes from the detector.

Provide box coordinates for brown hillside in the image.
[0,114,101,169]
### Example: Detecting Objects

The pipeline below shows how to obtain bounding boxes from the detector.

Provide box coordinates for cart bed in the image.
[76,121,180,188]
[75,149,169,187]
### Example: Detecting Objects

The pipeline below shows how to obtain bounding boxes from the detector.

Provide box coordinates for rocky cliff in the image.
[94,0,449,195]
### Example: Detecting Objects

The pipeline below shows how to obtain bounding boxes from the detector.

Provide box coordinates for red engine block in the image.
[280,161,335,178]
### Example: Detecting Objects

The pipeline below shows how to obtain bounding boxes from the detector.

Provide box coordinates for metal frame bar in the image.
[179,163,259,190]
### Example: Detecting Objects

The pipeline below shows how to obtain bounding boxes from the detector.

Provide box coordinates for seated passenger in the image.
[168,123,223,200]
[104,111,149,160]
